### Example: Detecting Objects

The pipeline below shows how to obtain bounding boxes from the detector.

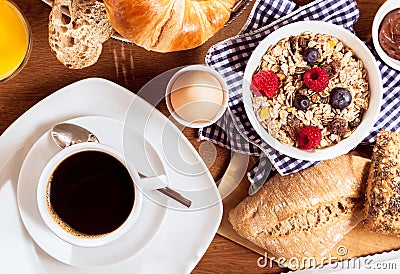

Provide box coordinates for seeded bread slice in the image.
[49,0,113,69]
[364,130,400,234]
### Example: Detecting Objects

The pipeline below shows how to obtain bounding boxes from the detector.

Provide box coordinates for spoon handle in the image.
[156,187,192,208]
[232,0,248,12]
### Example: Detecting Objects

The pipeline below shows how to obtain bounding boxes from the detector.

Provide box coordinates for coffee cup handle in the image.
[137,174,168,191]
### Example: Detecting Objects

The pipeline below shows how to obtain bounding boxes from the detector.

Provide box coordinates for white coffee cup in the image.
[37,142,167,248]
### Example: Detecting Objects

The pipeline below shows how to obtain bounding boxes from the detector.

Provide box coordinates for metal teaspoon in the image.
[51,123,192,208]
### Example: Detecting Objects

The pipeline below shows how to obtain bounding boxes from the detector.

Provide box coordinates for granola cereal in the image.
[251,32,370,149]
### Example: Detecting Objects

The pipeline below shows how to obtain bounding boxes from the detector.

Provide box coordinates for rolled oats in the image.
[251,32,370,149]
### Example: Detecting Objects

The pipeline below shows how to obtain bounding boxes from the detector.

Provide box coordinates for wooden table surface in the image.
[0,0,387,273]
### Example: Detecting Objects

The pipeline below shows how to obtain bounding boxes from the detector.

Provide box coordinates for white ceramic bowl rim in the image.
[165,64,229,128]
[242,21,383,161]
[36,142,143,248]
[372,0,400,71]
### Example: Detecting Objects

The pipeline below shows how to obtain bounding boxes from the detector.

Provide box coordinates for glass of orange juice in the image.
[0,0,31,82]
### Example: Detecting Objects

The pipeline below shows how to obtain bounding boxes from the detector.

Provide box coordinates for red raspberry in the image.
[303,68,329,92]
[297,126,322,150]
[250,70,279,98]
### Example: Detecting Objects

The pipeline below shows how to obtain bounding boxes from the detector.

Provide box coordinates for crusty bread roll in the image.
[229,154,370,260]
[103,0,236,52]
[49,0,113,69]
[364,130,400,235]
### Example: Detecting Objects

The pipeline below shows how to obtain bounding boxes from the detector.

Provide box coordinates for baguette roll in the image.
[229,154,370,259]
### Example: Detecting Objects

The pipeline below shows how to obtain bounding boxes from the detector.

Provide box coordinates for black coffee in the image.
[48,150,135,237]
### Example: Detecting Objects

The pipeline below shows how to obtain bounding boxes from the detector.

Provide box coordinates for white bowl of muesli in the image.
[243,21,382,161]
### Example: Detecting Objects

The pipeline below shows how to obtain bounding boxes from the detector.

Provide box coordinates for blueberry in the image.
[330,88,352,110]
[294,95,310,110]
[303,47,320,64]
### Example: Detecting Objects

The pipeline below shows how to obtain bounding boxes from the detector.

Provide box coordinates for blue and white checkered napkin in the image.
[199,0,400,192]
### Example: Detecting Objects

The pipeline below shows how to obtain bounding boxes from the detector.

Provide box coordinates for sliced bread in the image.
[48,0,113,69]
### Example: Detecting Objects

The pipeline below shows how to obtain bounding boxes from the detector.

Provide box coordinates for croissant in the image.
[103,0,236,52]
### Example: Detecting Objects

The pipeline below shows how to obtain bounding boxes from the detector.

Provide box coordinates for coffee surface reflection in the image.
[47,150,135,237]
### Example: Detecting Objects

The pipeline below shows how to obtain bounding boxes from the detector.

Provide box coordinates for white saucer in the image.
[0,78,222,274]
[17,116,168,268]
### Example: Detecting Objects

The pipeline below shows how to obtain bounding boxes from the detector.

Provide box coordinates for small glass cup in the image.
[0,0,32,83]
